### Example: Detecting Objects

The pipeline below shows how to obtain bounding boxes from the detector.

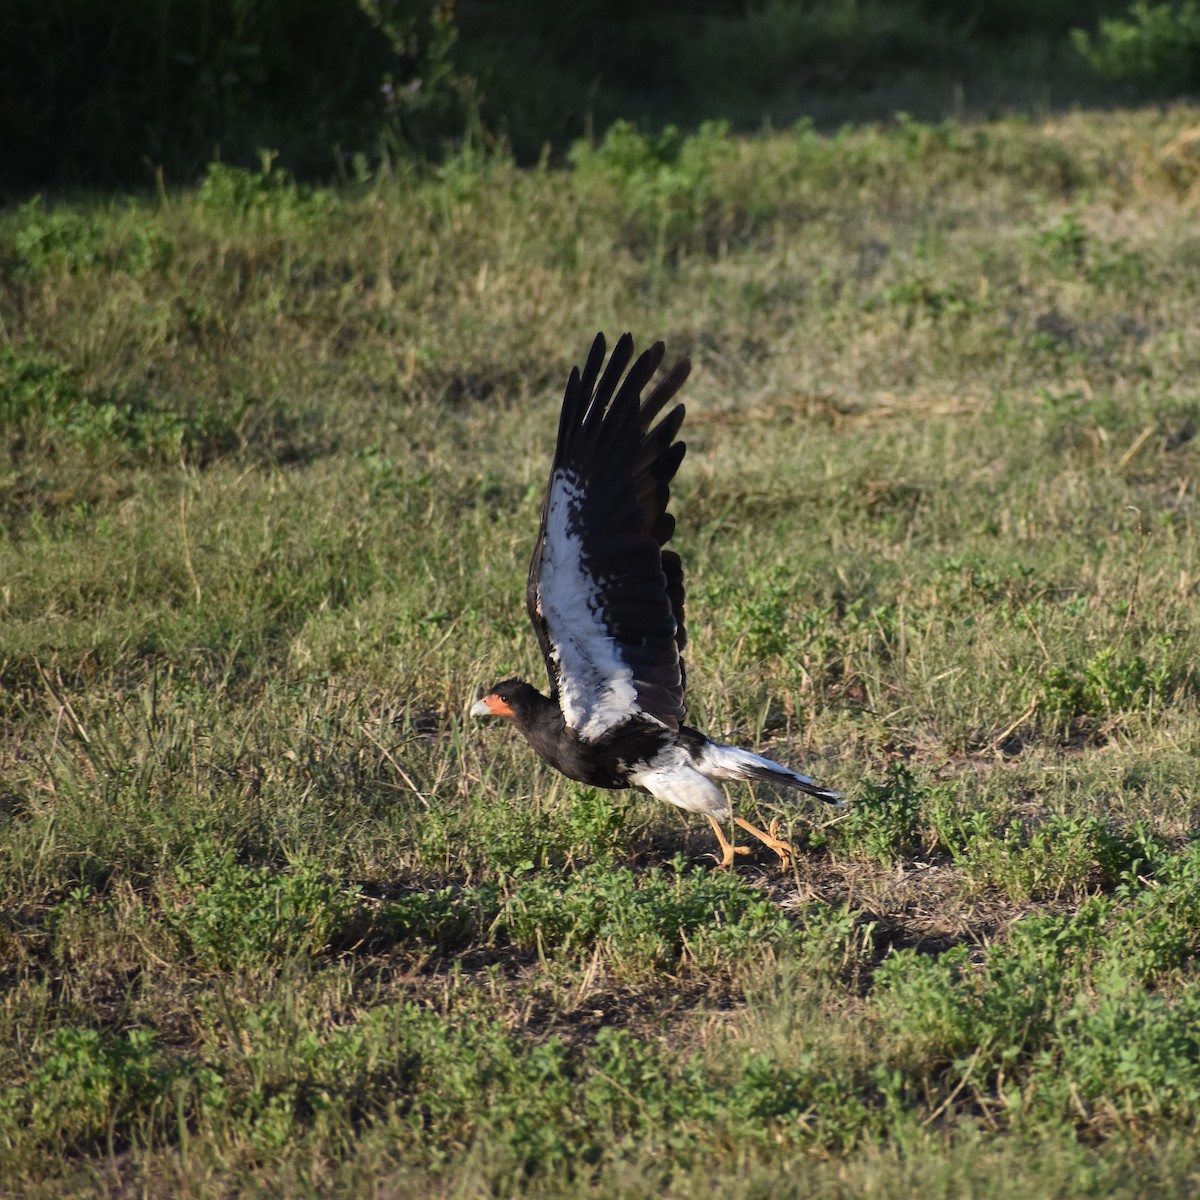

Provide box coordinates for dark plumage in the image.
[471,332,841,866]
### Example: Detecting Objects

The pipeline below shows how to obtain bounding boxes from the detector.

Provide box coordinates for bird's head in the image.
[470,678,541,722]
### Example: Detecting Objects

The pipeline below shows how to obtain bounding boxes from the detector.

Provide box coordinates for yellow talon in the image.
[708,814,794,869]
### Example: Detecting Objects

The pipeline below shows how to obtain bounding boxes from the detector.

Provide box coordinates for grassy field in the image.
[3,105,1200,1196]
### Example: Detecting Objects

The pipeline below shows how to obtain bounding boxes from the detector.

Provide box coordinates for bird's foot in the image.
[710,844,753,869]
[706,815,752,868]
[734,816,795,869]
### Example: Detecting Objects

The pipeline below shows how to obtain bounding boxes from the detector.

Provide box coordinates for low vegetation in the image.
[3,105,1200,1195]
[7,0,1200,191]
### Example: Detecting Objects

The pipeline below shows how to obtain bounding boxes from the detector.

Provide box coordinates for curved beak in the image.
[469,698,493,718]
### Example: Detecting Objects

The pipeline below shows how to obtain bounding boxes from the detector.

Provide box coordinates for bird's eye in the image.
[498,692,510,704]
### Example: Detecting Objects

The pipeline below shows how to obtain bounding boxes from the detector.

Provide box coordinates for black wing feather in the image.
[526,332,691,737]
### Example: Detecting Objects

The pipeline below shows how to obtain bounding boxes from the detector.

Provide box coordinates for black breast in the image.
[524,714,674,790]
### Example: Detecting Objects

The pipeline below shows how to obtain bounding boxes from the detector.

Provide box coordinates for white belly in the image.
[629,746,729,817]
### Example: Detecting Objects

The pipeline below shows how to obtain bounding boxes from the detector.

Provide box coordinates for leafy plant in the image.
[10,196,174,278]
[168,851,362,970]
[196,151,332,230]
[1074,1,1200,91]
[12,196,107,276]
[1051,977,1200,1126]
[0,1028,198,1152]
[1035,209,1089,270]
[0,343,80,425]
[879,274,981,322]
[833,763,929,863]
[494,859,796,973]
[1040,644,1173,731]
[1,343,243,463]
[961,813,1145,902]
[568,120,732,260]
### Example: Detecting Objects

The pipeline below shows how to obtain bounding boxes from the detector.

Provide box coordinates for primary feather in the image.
[525,332,690,739]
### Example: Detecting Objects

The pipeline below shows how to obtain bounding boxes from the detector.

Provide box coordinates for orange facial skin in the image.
[471,693,515,718]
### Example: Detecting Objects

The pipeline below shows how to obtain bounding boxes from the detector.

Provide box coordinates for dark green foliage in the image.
[831,763,930,863]
[369,861,802,972]
[1074,1,1200,90]
[965,814,1149,901]
[0,1027,199,1152]
[168,850,361,970]
[876,843,1200,1130]
[0,343,79,425]
[494,861,797,973]
[568,120,733,263]
[1036,209,1091,270]
[0,0,470,191]
[0,0,1173,195]
[8,196,175,277]
[194,152,333,229]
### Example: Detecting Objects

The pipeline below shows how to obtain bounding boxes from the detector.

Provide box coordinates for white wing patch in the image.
[536,469,642,741]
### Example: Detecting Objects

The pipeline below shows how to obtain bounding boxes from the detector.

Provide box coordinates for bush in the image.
[568,120,732,262]
[1074,1,1200,91]
[0,0,471,191]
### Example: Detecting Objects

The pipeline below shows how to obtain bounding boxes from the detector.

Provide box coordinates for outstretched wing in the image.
[526,332,690,743]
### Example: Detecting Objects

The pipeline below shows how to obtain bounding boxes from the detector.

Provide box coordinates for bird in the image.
[470,332,842,867]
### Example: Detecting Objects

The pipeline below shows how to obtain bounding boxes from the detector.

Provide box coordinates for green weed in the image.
[167,850,361,971]
[10,196,174,278]
[568,120,732,261]
[1036,208,1090,269]
[1074,1,1200,91]
[0,343,79,424]
[0,1027,198,1154]
[196,152,333,232]
[830,763,930,863]
[1,342,238,464]
[958,813,1145,902]
[494,860,795,974]
[1039,643,1174,734]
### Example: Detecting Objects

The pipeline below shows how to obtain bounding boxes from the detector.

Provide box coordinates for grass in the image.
[3,104,1200,1195]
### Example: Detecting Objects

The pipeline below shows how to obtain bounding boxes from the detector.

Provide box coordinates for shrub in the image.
[568,120,732,261]
[1074,1,1200,91]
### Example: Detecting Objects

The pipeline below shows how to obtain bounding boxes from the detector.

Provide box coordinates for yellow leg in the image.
[734,816,795,867]
[706,815,751,869]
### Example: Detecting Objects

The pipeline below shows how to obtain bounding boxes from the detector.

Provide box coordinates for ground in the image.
[2,105,1200,1196]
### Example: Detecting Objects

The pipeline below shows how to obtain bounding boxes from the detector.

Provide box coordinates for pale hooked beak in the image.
[470,693,514,718]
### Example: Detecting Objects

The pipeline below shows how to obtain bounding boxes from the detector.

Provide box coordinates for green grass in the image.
[3,106,1200,1195]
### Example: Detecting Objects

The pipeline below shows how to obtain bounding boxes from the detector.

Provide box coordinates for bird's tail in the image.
[698,740,845,806]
